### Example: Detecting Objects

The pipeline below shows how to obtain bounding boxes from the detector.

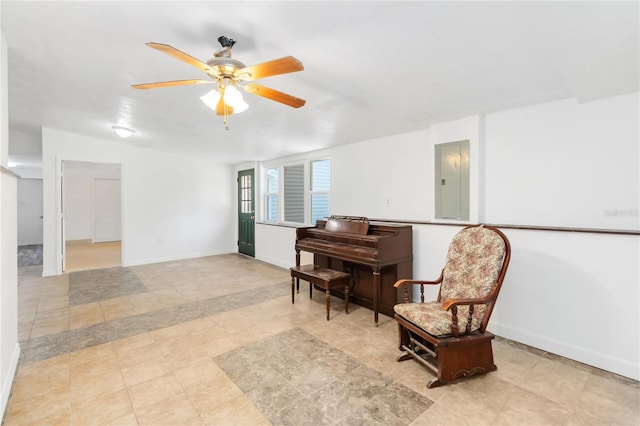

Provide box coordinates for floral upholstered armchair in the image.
[393,225,511,388]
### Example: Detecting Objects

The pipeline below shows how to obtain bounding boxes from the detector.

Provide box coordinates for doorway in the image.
[62,161,122,272]
[17,178,44,267]
[237,169,255,257]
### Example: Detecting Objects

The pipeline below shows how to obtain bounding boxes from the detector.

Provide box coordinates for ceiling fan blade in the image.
[146,42,219,77]
[235,56,303,81]
[131,79,212,90]
[243,83,306,108]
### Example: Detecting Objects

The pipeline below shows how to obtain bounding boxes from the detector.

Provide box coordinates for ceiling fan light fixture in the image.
[200,87,249,114]
[200,89,221,110]
[112,126,135,138]
[223,85,249,113]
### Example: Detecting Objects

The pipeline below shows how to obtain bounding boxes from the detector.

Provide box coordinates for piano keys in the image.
[295,216,413,325]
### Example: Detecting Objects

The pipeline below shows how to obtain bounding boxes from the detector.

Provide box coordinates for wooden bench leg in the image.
[291,276,295,304]
[325,287,331,320]
[344,284,349,314]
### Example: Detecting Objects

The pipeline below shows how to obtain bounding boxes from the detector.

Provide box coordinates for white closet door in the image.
[92,178,121,242]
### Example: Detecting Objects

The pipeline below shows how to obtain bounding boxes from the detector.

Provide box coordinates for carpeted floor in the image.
[17,244,43,267]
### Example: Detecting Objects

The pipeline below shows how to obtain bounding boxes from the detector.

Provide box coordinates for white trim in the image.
[489,322,640,380]
[0,343,21,420]
[123,249,234,267]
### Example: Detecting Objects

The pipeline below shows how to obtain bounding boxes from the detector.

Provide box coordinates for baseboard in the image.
[123,249,236,267]
[255,254,291,270]
[0,343,21,421]
[41,267,57,277]
[489,322,639,381]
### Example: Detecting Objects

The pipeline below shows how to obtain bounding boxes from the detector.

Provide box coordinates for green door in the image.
[238,169,255,257]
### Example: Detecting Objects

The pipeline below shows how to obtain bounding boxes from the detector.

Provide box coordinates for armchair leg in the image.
[396,352,413,362]
[397,318,410,351]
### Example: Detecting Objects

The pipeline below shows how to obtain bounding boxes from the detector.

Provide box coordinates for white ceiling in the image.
[2,1,638,166]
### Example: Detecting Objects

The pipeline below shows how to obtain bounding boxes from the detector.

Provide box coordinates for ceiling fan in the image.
[132,36,305,125]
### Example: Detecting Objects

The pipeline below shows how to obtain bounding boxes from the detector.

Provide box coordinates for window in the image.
[284,164,304,223]
[265,168,279,221]
[310,159,330,224]
[263,158,331,224]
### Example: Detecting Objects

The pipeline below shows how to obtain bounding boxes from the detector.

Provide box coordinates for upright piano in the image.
[295,216,413,325]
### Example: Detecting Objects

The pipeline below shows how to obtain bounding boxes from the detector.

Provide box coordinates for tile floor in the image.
[4,254,639,425]
[65,240,122,273]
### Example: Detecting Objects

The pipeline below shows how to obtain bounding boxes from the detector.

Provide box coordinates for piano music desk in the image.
[290,265,351,321]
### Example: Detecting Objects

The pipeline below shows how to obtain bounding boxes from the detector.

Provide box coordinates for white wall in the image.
[331,129,431,221]
[0,27,20,421]
[8,127,42,179]
[17,178,43,245]
[42,128,236,276]
[484,95,639,230]
[254,93,640,380]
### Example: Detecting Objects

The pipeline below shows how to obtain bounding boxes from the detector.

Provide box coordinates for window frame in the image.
[261,156,331,225]
[264,167,279,222]
[310,158,331,225]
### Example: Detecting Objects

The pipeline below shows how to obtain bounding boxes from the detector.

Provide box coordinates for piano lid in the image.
[323,216,369,235]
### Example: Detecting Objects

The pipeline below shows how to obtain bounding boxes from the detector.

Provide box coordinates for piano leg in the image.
[295,249,301,293]
[373,269,380,326]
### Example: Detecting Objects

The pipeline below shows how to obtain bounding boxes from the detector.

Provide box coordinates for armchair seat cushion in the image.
[394,302,483,337]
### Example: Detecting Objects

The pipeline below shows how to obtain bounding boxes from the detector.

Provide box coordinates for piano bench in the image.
[290,265,351,321]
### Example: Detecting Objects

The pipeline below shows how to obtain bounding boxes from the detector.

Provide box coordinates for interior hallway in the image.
[5,254,639,425]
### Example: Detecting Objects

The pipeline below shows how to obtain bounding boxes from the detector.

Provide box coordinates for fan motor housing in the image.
[206,57,246,78]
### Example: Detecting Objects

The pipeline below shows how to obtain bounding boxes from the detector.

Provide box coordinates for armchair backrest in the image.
[439,225,511,330]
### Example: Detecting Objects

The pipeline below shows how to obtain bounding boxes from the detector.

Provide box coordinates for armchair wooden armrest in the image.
[440,296,490,311]
[441,296,492,337]
[394,271,444,303]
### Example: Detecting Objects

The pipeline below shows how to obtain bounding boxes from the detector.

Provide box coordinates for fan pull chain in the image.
[220,82,231,130]
[224,103,230,130]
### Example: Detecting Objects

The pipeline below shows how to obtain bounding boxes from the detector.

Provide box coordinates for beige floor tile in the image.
[173,356,224,388]
[121,357,170,388]
[115,342,165,369]
[71,388,134,426]
[36,294,69,311]
[106,412,139,426]
[127,373,187,411]
[494,386,572,425]
[411,402,471,425]
[70,301,105,329]
[3,387,71,425]
[133,393,204,426]
[569,372,640,425]
[70,347,120,379]
[198,335,243,358]
[519,356,591,407]
[30,323,69,338]
[112,332,155,353]
[200,394,271,426]
[184,373,244,416]
[100,301,139,321]
[70,369,127,405]
[435,375,514,425]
